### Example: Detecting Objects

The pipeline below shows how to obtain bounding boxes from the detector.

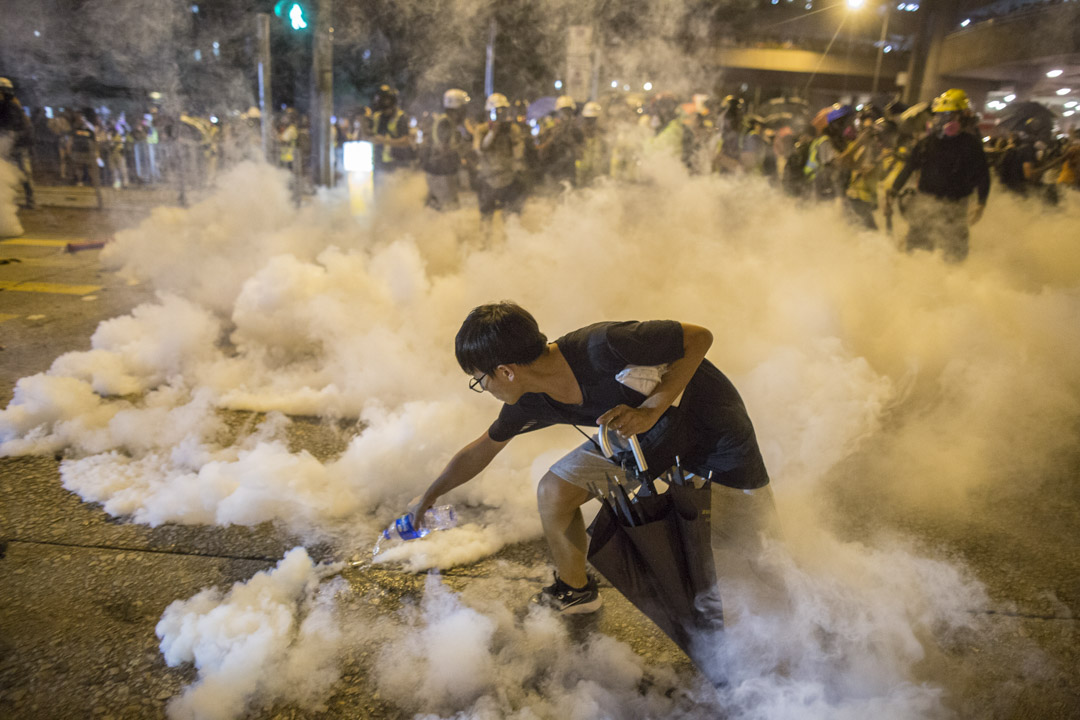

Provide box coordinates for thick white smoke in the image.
[0,139,24,238]
[2,157,1077,717]
[155,547,346,720]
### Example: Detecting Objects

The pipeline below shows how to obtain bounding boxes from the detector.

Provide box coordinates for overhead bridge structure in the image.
[710,44,910,98]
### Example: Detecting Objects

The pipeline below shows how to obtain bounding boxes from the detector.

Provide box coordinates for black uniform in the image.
[892,132,989,262]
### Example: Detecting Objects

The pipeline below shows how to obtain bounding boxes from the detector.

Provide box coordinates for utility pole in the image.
[311,0,333,187]
[255,13,273,162]
[485,18,497,99]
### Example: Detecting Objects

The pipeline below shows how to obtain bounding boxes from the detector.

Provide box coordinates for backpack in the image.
[783,141,811,193]
[71,127,95,154]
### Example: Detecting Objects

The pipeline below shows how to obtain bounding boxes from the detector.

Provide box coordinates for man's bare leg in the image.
[537,471,592,588]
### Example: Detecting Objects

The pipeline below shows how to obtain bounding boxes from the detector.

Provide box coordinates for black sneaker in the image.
[531,572,602,614]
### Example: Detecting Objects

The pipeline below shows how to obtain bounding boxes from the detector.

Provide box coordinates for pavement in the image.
[0,205,692,720]
[20,183,211,211]
[0,204,1077,719]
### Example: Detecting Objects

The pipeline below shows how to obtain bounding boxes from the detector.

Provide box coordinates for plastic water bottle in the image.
[372,505,457,557]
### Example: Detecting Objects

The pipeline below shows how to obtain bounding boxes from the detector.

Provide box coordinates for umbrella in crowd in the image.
[763,111,796,130]
[586,427,727,687]
[897,101,932,136]
[765,96,811,118]
[811,104,841,133]
[996,101,1057,139]
[527,96,558,122]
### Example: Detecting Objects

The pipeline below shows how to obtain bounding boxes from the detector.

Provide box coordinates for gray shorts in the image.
[548,437,632,491]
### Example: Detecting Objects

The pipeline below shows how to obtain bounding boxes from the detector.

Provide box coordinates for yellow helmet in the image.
[932,88,971,113]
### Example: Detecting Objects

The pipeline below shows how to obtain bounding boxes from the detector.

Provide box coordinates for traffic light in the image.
[273,0,308,30]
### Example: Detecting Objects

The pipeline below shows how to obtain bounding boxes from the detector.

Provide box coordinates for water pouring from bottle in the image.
[372,504,458,558]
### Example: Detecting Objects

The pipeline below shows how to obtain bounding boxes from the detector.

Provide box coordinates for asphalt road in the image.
[0,204,1077,720]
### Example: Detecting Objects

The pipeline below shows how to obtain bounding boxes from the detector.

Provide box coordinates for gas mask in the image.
[936,113,962,138]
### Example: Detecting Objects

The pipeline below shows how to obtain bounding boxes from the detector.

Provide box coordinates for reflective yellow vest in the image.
[372,109,404,163]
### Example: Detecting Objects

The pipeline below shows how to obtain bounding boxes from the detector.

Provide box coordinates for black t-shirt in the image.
[893,132,990,204]
[487,320,769,489]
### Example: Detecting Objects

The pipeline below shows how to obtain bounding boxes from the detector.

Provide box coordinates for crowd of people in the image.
[0,77,265,207]
[347,83,1079,261]
[4,73,1079,261]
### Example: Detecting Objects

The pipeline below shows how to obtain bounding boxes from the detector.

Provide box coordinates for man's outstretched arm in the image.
[409,430,509,526]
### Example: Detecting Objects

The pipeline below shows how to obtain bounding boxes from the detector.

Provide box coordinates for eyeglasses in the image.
[468,372,488,393]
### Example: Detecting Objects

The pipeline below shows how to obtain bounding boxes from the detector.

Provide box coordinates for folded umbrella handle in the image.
[598,424,648,475]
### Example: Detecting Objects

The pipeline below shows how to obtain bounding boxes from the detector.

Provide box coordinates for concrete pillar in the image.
[906,0,961,104]
[311,0,333,187]
[255,14,273,163]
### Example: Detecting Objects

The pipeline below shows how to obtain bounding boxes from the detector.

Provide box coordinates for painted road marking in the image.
[0,281,102,295]
[0,238,80,248]
[0,313,17,323]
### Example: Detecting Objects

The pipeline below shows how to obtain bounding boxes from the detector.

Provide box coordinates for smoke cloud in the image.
[2,155,1077,717]
[155,547,346,720]
[0,140,24,238]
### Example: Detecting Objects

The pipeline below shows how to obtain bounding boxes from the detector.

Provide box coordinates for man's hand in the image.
[597,404,661,439]
[969,202,985,225]
[406,495,431,530]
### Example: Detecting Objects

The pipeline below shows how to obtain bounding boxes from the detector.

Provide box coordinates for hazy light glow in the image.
[846,0,864,10]
[288,3,307,30]
[611,80,618,88]
[960,18,970,27]
[1064,110,1075,117]
[554,80,563,90]
[1004,94,1016,103]
[644,82,653,91]
[1065,101,1078,108]
[342,141,373,173]
[1046,69,1063,78]
[1056,88,1071,96]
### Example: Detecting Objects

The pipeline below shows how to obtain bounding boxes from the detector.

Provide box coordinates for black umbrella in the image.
[763,111,796,130]
[996,101,1057,139]
[897,101,931,137]
[765,96,811,118]
[586,430,726,685]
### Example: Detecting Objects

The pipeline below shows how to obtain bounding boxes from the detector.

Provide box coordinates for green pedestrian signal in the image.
[273,0,308,30]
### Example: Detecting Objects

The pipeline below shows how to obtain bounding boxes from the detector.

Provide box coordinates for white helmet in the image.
[581,101,602,118]
[443,88,470,110]
[485,92,510,112]
[0,77,13,91]
[555,95,576,111]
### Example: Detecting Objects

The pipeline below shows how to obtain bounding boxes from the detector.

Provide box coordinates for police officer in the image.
[804,104,854,201]
[0,78,35,208]
[575,101,609,187]
[889,88,989,263]
[474,93,526,226]
[649,93,691,168]
[420,88,472,210]
[369,84,412,189]
[713,94,745,174]
[538,95,582,189]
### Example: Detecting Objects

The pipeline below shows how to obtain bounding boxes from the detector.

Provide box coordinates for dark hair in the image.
[455,302,548,375]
